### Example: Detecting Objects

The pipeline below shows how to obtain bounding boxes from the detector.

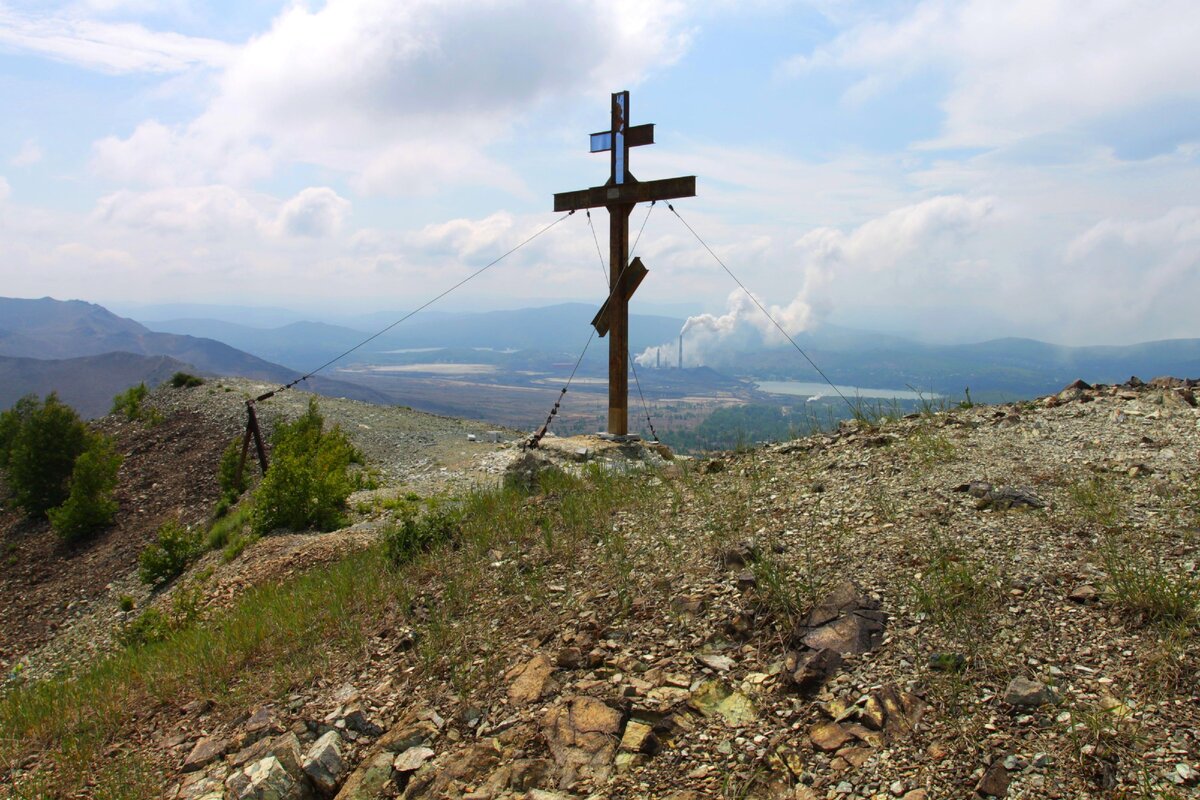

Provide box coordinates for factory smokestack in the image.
[656,348,660,369]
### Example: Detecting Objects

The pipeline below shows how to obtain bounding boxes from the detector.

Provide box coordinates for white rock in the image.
[393,745,435,772]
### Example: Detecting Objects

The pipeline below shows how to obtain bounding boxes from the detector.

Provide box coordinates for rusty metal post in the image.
[235,400,270,487]
[247,402,269,475]
[236,417,253,486]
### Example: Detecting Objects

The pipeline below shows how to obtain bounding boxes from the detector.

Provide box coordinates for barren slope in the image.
[2,377,1198,800]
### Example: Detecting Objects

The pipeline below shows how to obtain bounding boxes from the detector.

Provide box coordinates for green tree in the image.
[48,437,122,542]
[0,395,38,469]
[251,399,359,535]
[4,394,92,516]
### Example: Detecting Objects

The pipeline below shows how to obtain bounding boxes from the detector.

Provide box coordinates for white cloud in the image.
[0,4,235,73]
[795,194,994,275]
[785,0,1200,149]
[10,139,42,167]
[52,241,136,268]
[409,212,517,258]
[1059,207,1200,337]
[91,0,690,190]
[1067,207,1200,262]
[275,187,351,238]
[91,120,275,187]
[91,183,357,240]
[92,185,265,235]
[0,175,9,202]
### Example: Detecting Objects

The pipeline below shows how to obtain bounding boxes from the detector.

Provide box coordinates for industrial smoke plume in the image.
[635,194,995,368]
[635,287,817,368]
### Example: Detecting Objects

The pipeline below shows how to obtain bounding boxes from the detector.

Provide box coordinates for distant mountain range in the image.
[0,297,391,416]
[706,334,1200,401]
[142,304,684,371]
[4,296,1199,418]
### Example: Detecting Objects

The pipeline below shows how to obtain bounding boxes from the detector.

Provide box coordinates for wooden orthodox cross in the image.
[553,90,696,436]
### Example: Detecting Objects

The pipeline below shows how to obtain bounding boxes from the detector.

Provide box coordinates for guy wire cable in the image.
[251,210,576,404]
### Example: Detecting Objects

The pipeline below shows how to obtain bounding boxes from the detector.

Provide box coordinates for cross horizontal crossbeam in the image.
[553,176,696,212]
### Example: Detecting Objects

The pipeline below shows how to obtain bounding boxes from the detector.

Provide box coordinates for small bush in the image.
[170,372,204,388]
[1068,476,1125,530]
[910,539,1002,654]
[205,504,255,560]
[48,437,122,543]
[116,608,170,648]
[1100,535,1200,628]
[138,519,202,586]
[118,595,135,612]
[222,530,260,562]
[907,426,957,465]
[217,437,248,499]
[383,503,463,567]
[110,383,149,421]
[250,399,361,536]
[3,394,91,516]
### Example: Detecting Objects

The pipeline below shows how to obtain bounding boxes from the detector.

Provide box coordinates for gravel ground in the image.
[5,377,1199,800]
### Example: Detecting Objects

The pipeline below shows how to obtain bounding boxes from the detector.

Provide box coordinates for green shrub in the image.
[110,383,149,421]
[170,372,204,388]
[383,503,463,567]
[205,504,254,559]
[3,394,92,516]
[138,519,202,586]
[48,437,122,542]
[250,399,360,535]
[116,608,170,648]
[0,395,38,470]
[217,437,248,499]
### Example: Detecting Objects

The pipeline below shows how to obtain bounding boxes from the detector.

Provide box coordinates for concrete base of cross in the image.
[596,432,643,443]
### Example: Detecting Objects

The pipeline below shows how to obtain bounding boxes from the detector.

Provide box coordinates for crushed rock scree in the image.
[4,377,1200,800]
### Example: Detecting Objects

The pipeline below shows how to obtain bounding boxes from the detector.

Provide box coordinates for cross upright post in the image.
[554,90,696,437]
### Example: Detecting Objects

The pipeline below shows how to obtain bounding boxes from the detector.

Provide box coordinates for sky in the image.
[1,0,1199,346]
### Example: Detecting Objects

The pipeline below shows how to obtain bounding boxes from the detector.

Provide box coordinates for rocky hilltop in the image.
[1,376,1198,800]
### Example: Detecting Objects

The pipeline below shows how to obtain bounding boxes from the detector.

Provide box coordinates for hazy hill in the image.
[708,333,1200,400]
[144,303,686,367]
[0,297,392,409]
[138,318,371,372]
[0,352,191,418]
[139,303,1200,404]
